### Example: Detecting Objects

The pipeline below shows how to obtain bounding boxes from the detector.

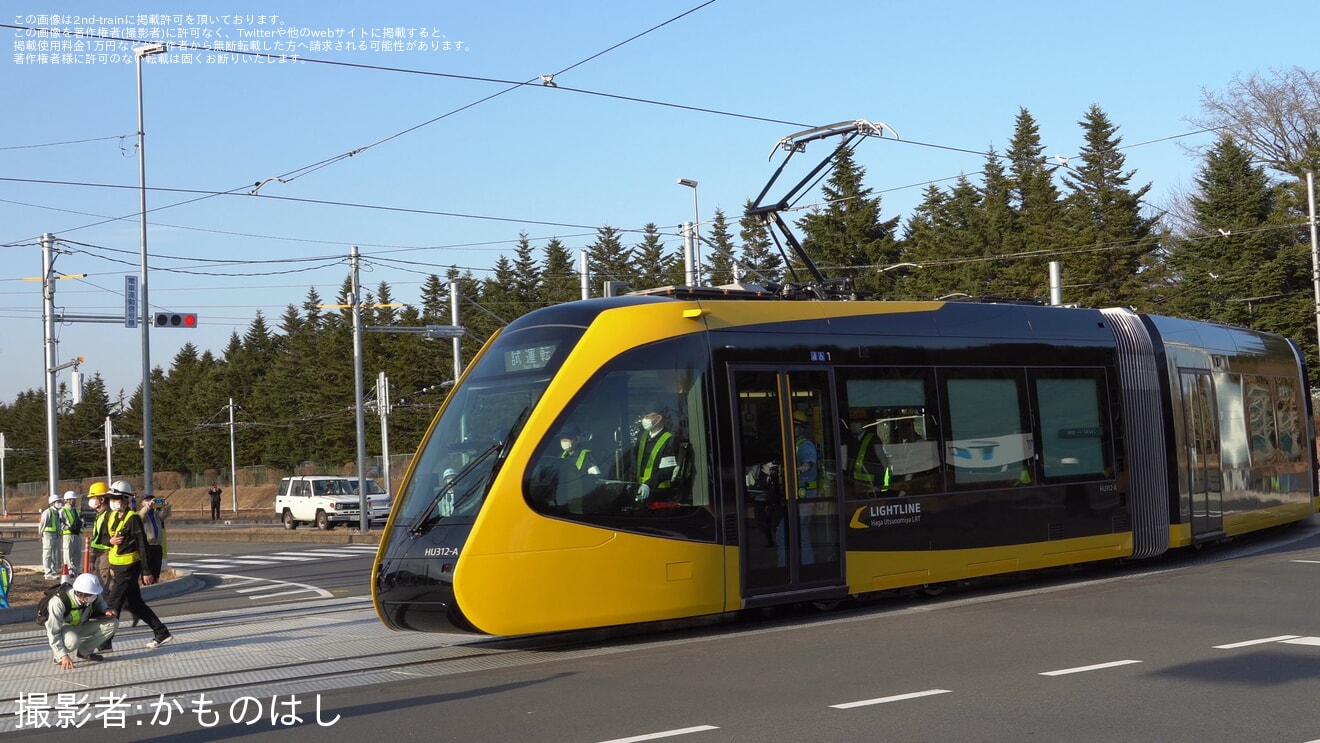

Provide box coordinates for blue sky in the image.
[2,0,1318,406]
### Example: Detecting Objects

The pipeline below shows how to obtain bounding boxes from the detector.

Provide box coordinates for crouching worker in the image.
[46,573,118,669]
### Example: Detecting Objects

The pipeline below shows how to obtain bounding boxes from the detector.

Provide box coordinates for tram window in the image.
[522,335,717,543]
[1245,376,1279,464]
[838,369,942,497]
[1275,379,1303,462]
[1032,370,1111,480]
[1217,374,1250,471]
[944,369,1033,489]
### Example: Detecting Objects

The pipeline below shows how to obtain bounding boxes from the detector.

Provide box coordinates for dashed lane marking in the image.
[596,726,720,743]
[1214,635,1302,649]
[831,689,952,709]
[1040,660,1142,676]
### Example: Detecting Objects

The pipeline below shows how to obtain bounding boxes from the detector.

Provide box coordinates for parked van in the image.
[275,475,391,530]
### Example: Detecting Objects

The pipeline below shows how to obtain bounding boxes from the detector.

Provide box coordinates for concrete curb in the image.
[0,569,205,626]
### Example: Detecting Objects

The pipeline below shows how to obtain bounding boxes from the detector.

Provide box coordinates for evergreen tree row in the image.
[2,102,1317,484]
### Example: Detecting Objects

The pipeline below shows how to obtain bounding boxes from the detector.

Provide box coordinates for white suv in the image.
[275,475,391,530]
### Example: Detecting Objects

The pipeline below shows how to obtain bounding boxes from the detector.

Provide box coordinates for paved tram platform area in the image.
[0,595,477,735]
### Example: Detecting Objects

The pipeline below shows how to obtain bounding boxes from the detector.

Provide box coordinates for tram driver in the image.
[632,401,680,503]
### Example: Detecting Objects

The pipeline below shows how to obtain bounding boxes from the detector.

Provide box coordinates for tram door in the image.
[1180,370,1223,540]
[732,368,845,597]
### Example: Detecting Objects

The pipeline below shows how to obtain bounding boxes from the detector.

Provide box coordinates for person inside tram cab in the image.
[633,401,679,502]
[557,423,602,508]
[849,417,891,496]
[792,410,819,499]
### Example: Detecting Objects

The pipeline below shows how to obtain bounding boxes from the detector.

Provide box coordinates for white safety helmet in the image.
[63,490,77,502]
[48,492,61,505]
[72,573,103,595]
[109,480,134,497]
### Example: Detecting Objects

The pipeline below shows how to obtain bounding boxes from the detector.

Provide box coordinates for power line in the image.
[0,133,134,151]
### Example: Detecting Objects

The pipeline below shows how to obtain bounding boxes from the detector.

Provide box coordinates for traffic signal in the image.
[153,312,198,328]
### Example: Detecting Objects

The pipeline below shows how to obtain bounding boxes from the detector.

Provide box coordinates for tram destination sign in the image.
[503,343,558,373]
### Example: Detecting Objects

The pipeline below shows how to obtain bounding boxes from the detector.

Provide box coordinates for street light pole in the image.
[135,42,166,500]
[678,178,699,284]
[1307,170,1319,370]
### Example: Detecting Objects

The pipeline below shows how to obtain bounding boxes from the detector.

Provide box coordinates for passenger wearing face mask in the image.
[104,482,173,650]
[85,482,113,589]
[555,423,600,509]
[46,572,118,669]
[632,401,678,503]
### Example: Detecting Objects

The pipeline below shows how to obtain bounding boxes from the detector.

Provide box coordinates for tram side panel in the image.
[1141,314,1315,548]
[712,320,1135,598]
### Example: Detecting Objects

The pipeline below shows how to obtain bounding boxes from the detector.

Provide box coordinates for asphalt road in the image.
[1,531,378,626]
[6,523,1320,741]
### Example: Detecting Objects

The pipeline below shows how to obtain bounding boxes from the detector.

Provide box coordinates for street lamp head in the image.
[135,43,167,58]
[677,178,698,188]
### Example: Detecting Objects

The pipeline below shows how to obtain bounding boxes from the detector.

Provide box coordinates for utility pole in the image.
[43,232,59,499]
[104,417,114,484]
[39,233,86,500]
[580,250,590,300]
[135,42,166,504]
[377,372,392,499]
[1307,170,1319,368]
[450,281,462,383]
[351,246,369,534]
[1,432,7,517]
[227,398,239,514]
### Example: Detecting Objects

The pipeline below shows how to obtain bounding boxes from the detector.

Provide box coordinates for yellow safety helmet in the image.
[88,482,109,497]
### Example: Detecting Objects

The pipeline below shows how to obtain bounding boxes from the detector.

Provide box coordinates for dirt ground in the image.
[3,483,282,523]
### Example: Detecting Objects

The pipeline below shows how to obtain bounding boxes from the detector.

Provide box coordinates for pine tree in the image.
[586,226,633,296]
[704,208,737,286]
[795,146,899,292]
[1059,104,1161,309]
[633,223,673,290]
[1166,134,1310,358]
[738,199,783,285]
[511,232,543,309]
[1004,108,1065,298]
[540,237,579,305]
[419,275,447,319]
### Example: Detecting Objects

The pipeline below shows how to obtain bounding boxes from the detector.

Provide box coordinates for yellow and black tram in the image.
[373,293,1318,636]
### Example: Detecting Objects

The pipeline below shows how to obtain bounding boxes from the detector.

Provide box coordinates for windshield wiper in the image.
[407,406,531,536]
[409,441,501,536]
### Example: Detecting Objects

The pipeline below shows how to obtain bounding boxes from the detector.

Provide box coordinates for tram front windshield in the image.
[397,325,583,529]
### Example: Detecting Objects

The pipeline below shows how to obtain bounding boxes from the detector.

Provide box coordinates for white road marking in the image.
[212,573,334,599]
[1290,559,1320,563]
[832,689,952,709]
[236,584,289,594]
[1214,635,1301,649]
[1281,637,1320,646]
[248,589,318,600]
[1040,660,1141,676]
[596,726,719,743]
